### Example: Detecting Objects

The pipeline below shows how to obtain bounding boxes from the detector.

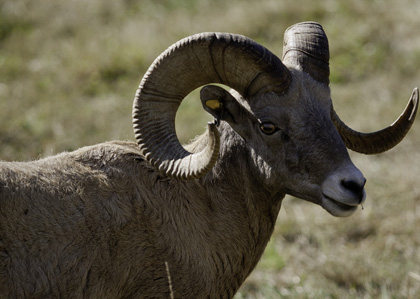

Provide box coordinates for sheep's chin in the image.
[322,195,358,217]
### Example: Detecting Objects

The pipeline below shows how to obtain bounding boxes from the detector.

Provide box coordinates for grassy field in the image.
[1,0,420,297]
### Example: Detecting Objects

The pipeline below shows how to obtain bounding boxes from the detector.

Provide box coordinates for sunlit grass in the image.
[1,0,419,297]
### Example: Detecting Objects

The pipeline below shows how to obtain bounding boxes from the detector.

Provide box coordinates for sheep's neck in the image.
[178,126,284,295]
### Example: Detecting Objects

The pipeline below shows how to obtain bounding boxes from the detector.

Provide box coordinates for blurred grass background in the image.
[1,0,419,297]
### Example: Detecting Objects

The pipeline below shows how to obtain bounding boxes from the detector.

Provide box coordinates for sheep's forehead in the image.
[251,92,328,114]
[252,71,330,106]
[248,89,332,128]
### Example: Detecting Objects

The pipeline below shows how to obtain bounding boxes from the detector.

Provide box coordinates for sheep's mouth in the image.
[322,194,358,217]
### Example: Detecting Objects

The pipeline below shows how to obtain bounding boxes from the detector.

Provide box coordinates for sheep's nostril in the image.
[341,179,366,201]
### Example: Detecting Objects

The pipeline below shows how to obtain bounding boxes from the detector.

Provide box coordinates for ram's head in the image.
[133,22,418,217]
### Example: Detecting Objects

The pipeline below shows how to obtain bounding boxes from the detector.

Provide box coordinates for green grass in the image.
[1,0,420,297]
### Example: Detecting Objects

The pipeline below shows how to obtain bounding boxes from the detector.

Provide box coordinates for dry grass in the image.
[1,0,420,298]
[165,262,175,299]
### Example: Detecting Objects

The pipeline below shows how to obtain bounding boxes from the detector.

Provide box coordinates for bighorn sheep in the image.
[0,22,417,298]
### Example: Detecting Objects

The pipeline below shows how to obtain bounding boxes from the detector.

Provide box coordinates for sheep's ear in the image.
[200,85,242,125]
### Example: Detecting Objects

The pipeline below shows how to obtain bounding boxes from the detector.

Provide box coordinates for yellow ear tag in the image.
[205,99,222,110]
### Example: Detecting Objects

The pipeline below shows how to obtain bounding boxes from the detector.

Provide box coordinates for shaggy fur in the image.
[0,139,281,298]
[0,70,364,298]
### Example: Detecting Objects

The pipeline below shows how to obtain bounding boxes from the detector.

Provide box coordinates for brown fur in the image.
[0,138,283,298]
[0,70,365,298]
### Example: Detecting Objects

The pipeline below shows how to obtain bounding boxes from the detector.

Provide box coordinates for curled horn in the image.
[282,21,330,85]
[133,32,291,179]
[282,21,418,154]
[332,88,418,154]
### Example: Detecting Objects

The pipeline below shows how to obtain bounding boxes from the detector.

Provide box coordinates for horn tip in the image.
[409,87,419,121]
[412,87,419,101]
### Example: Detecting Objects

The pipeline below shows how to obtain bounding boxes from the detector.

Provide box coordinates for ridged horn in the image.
[282,21,418,154]
[332,88,418,154]
[133,32,291,179]
[282,21,330,85]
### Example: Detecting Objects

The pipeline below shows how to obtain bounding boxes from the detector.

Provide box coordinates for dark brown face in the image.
[134,25,417,191]
[229,71,366,217]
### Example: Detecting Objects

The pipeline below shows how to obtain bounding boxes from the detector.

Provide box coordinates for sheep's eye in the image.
[259,122,278,135]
